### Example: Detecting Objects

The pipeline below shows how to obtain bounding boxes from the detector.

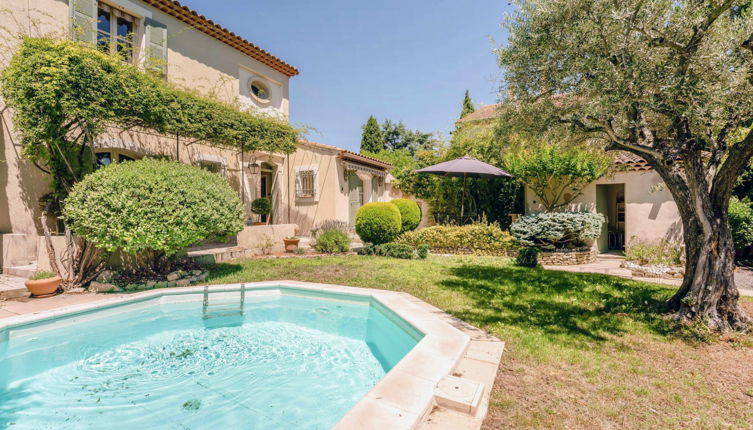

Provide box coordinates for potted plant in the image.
[283,236,300,252]
[24,271,62,298]
[250,197,272,225]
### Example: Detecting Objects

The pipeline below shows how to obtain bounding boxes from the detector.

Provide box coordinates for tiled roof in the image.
[140,0,299,77]
[613,151,652,172]
[298,141,392,169]
[457,104,501,123]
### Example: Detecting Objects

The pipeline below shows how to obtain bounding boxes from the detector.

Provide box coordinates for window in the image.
[94,150,140,169]
[249,79,270,102]
[97,3,137,62]
[197,160,226,176]
[296,169,317,199]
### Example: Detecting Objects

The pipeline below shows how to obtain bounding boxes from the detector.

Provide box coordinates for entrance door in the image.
[595,184,625,252]
[260,171,273,223]
[348,172,363,225]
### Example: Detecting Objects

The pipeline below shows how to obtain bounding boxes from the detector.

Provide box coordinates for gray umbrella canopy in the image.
[415,156,512,179]
[416,157,512,222]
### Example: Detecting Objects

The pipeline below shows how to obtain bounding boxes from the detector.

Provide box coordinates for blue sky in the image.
[180,0,514,151]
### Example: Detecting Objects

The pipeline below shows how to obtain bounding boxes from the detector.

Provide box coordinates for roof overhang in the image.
[339,151,392,170]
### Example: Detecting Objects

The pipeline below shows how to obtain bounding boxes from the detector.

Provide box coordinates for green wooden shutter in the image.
[144,18,168,76]
[69,0,97,44]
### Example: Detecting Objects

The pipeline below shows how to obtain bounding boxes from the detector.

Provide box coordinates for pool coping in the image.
[0,281,504,429]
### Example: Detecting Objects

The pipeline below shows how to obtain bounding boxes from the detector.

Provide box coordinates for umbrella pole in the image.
[460,173,466,223]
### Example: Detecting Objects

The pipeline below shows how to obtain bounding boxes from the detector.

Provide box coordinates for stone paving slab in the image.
[0,274,28,300]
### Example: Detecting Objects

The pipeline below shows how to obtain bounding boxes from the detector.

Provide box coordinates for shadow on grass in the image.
[441,264,674,345]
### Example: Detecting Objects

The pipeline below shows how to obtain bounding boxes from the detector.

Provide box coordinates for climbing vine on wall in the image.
[0,37,300,212]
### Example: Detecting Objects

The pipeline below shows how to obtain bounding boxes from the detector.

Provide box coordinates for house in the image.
[458,103,683,252]
[0,0,400,273]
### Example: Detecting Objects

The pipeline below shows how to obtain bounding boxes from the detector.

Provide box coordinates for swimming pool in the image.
[0,286,423,429]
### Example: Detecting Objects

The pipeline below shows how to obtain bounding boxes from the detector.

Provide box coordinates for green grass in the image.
[206,255,753,429]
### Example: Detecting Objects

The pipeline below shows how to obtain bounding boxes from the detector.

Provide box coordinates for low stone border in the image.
[0,280,504,430]
[538,248,596,266]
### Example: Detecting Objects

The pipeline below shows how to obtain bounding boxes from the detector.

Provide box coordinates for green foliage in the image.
[355,202,402,245]
[416,244,429,259]
[397,222,515,256]
[359,242,417,259]
[29,271,57,280]
[250,198,272,216]
[314,230,351,253]
[362,148,437,200]
[360,115,383,153]
[390,198,421,232]
[460,90,475,118]
[729,197,753,250]
[63,159,245,255]
[516,247,540,268]
[505,144,610,211]
[381,119,434,155]
[511,212,604,250]
[311,219,351,240]
[0,38,299,212]
[625,239,685,266]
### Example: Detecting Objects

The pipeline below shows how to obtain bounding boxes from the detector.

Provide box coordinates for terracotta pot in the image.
[283,239,300,252]
[24,276,62,298]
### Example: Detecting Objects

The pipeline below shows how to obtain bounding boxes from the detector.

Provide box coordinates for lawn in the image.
[207,255,753,429]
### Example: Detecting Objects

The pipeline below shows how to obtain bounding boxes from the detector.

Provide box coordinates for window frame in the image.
[295,166,318,201]
[97,2,139,63]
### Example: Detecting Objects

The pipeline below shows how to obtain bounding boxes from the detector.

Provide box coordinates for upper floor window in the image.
[249,80,271,103]
[97,3,137,62]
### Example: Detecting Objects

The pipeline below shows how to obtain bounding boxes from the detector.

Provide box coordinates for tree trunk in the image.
[659,168,751,331]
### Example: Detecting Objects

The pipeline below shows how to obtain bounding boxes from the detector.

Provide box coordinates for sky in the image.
[179,0,515,152]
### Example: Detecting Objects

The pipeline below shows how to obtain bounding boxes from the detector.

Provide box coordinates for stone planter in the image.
[24,276,62,298]
[283,238,300,252]
[538,248,597,266]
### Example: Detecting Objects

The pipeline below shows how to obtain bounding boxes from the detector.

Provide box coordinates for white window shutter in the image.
[144,18,168,77]
[295,171,303,198]
[69,0,97,44]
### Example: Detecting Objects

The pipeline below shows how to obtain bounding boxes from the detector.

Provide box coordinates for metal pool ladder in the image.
[202,284,246,320]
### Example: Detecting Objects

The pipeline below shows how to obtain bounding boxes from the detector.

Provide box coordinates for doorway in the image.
[260,163,274,224]
[348,172,363,225]
[596,184,625,252]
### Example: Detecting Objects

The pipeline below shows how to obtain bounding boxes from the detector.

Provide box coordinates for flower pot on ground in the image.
[24,271,62,298]
[283,236,300,252]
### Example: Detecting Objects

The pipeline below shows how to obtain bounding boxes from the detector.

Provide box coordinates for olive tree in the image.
[498,0,753,330]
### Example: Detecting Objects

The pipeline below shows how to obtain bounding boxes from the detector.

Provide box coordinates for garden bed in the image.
[537,248,596,265]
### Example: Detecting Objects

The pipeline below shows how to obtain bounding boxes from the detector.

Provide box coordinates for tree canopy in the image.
[460,90,475,118]
[497,0,753,330]
[360,115,383,153]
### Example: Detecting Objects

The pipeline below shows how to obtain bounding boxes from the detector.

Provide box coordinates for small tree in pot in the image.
[251,198,272,225]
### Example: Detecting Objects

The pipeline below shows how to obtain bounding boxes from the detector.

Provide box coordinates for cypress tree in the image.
[360,115,383,153]
[460,90,475,118]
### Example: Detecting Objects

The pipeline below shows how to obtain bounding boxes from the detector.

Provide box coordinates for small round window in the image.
[249,79,270,102]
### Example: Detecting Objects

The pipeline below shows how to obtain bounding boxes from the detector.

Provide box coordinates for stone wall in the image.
[538,248,596,266]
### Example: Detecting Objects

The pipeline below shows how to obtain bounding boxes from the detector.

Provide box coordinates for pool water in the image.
[0,288,422,429]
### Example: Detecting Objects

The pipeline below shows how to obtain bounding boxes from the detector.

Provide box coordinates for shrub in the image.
[516,247,539,267]
[64,159,245,255]
[355,202,402,245]
[251,197,272,216]
[311,219,351,240]
[729,197,753,251]
[397,222,515,256]
[390,198,421,232]
[29,271,56,280]
[377,243,416,259]
[417,244,429,259]
[314,230,351,253]
[625,238,684,266]
[510,212,604,250]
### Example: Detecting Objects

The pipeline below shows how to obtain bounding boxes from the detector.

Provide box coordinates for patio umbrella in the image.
[416,156,512,221]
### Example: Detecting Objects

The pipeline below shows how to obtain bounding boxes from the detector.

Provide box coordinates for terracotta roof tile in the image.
[140,0,298,77]
[457,104,501,123]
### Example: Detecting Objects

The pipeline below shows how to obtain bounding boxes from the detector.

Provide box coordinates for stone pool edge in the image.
[0,281,505,430]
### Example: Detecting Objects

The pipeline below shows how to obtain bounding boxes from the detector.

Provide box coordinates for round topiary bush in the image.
[355,202,402,245]
[63,159,245,255]
[390,198,421,232]
[250,197,272,216]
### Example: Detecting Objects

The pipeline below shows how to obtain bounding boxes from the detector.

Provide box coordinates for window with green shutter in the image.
[69,0,97,44]
[144,18,168,77]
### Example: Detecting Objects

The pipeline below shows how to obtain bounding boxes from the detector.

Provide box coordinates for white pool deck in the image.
[0,281,504,429]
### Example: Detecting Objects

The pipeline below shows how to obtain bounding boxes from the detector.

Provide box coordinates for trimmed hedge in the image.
[510,211,604,250]
[390,198,421,232]
[355,202,402,245]
[396,223,515,256]
[64,159,245,255]
[730,197,753,250]
[516,247,540,267]
[359,242,426,259]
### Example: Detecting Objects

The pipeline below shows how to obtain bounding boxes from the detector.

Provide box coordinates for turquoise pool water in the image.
[0,287,422,429]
